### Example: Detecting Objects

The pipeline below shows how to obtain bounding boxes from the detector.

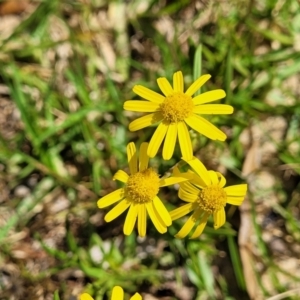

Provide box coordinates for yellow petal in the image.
[153,196,172,226]
[173,71,184,92]
[157,77,173,96]
[113,170,129,183]
[159,175,191,187]
[111,286,124,300]
[208,170,219,185]
[146,202,167,234]
[175,208,202,238]
[133,85,165,103]
[104,199,130,222]
[216,172,226,187]
[163,122,177,160]
[178,187,198,202]
[130,293,142,300]
[169,203,194,220]
[97,188,125,208]
[147,121,168,158]
[193,89,226,105]
[185,74,211,96]
[138,204,147,237]
[226,196,245,206]
[193,104,233,115]
[178,121,193,160]
[224,184,247,196]
[213,208,226,229]
[124,101,160,112]
[139,142,149,171]
[191,179,207,189]
[184,157,210,186]
[170,168,194,185]
[127,142,137,174]
[190,212,210,239]
[129,112,163,131]
[181,181,199,194]
[124,204,138,235]
[80,293,94,300]
[185,114,227,141]
[188,170,207,188]
[172,166,181,177]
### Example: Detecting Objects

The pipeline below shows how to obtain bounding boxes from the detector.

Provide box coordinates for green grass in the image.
[0,0,300,299]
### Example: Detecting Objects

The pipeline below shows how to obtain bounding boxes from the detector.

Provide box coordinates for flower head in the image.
[97,142,188,237]
[170,157,247,239]
[124,71,233,160]
[80,286,142,300]
[80,293,93,300]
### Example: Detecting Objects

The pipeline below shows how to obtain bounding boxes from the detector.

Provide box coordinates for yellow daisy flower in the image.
[170,157,247,239]
[124,71,233,160]
[80,293,94,300]
[80,286,142,300]
[97,142,189,237]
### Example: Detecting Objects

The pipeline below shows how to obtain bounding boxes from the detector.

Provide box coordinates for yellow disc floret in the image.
[160,92,194,123]
[125,168,160,204]
[197,185,227,214]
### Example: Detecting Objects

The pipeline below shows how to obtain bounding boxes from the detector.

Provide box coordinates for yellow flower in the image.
[170,157,247,239]
[124,71,233,160]
[80,286,142,300]
[80,293,94,300]
[97,142,188,237]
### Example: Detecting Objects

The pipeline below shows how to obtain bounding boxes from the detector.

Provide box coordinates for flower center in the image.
[197,185,227,213]
[125,168,160,204]
[160,92,194,123]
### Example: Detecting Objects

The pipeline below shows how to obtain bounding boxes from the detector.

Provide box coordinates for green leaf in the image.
[198,251,215,297]
[227,235,246,290]
[246,20,293,45]
[53,290,60,300]
[79,261,107,279]
[36,107,96,145]
[193,44,202,96]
